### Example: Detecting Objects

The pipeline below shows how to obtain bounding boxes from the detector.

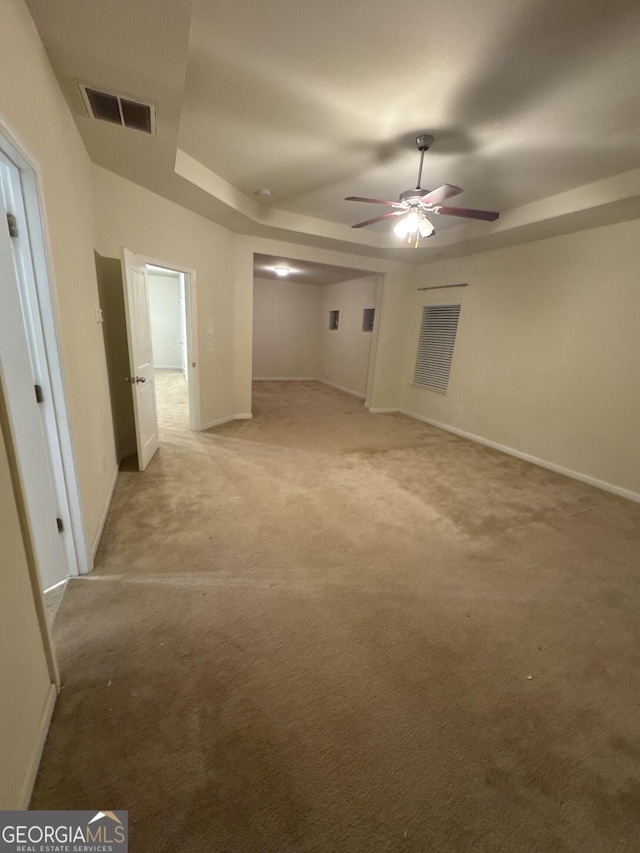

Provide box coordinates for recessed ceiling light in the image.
[255,188,272,198]
[274,266,290,277]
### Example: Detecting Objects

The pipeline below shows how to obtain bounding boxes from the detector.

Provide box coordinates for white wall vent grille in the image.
[362,308,375,332]
[78,83,156,134]
[413,303,461,392]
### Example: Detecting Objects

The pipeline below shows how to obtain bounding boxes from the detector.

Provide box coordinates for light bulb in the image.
[393,218,410,238]
[418,217,435,238]
[405,211,420,233]
[274,266,290,277]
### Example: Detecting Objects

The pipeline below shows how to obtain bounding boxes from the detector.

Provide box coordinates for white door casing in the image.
[143,256,200,431]
[120,248,160,471]
[179,274,188,380]
[0,192,69,590]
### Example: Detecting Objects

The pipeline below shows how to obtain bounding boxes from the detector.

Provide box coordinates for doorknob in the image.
[124,376,146,384]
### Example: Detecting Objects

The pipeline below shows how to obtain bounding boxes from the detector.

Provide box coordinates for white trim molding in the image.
[200,413,252,431]
[399,409,640,503]
[136,254,200,433]
[318,380,365,399]
[90,463,119,563]
[0,121,91,576]
[253,377,366,399]
[18,683,56,809]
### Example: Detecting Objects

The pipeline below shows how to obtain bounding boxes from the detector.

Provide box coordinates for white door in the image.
[120,248,159,471]
[0,194,69,589]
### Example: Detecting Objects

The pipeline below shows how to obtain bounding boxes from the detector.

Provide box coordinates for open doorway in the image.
[252,254,383,409]
[98,251,199,471]
[146,264,190,440]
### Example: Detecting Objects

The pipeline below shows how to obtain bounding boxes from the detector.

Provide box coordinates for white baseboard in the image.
[399,409,640,503]
[368,406,401,414]
[200,413,253,430]
[90,463,119,564]
[252,377,365,400]
[19,683,56,808]
[318,379,365,399]
[43,577,67,594]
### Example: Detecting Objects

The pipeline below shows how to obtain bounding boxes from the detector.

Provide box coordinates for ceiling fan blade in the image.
[351,211,404,229]
[420,184,462,206]
[345,196,401,207]
[434,205,499,222]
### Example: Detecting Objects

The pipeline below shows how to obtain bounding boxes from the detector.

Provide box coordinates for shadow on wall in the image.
[94,252,136,462]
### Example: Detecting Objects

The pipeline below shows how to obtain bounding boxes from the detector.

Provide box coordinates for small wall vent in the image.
[362,308,375,332]
[78,83,156,134]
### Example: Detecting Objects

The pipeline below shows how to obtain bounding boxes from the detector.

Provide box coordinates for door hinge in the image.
[56,517,64,533]
[35,384,44,403]
[6,213,18,238]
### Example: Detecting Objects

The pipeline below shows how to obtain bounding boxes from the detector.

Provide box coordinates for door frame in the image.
[130,252,200,432]
[364,274,385,409]
[0,119,90,578]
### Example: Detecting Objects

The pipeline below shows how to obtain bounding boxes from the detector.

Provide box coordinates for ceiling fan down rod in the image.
[415,148,425,190]
[414,134,433,190]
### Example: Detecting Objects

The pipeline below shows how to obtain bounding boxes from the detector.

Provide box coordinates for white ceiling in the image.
[26,0,640,262]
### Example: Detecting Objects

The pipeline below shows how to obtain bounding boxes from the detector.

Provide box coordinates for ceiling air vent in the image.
[78,83,156,134]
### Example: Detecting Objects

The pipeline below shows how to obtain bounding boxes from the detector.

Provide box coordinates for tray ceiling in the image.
[25,0,640,261]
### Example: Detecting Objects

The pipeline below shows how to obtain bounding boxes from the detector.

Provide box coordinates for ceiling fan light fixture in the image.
[346,134,499,240]
[393,217,410,238]
[394,210,435,242]
[418,216,435,238]
[405,210,421,233]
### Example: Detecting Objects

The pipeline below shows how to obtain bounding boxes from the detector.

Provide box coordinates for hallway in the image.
[32,382,640,852]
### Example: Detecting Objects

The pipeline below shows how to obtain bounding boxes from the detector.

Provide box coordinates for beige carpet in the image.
[32,375,640,852]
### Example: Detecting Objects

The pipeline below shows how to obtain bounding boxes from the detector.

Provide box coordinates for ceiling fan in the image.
[346,135,499,247]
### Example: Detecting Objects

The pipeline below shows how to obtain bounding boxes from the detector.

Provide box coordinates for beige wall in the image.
[1,0,117,551]
[0,0,114,804]
[252,277,321,379]
[92,165,242,426]
[252,274,378,397]
[403,219,640,496]
[319,277,377,397]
